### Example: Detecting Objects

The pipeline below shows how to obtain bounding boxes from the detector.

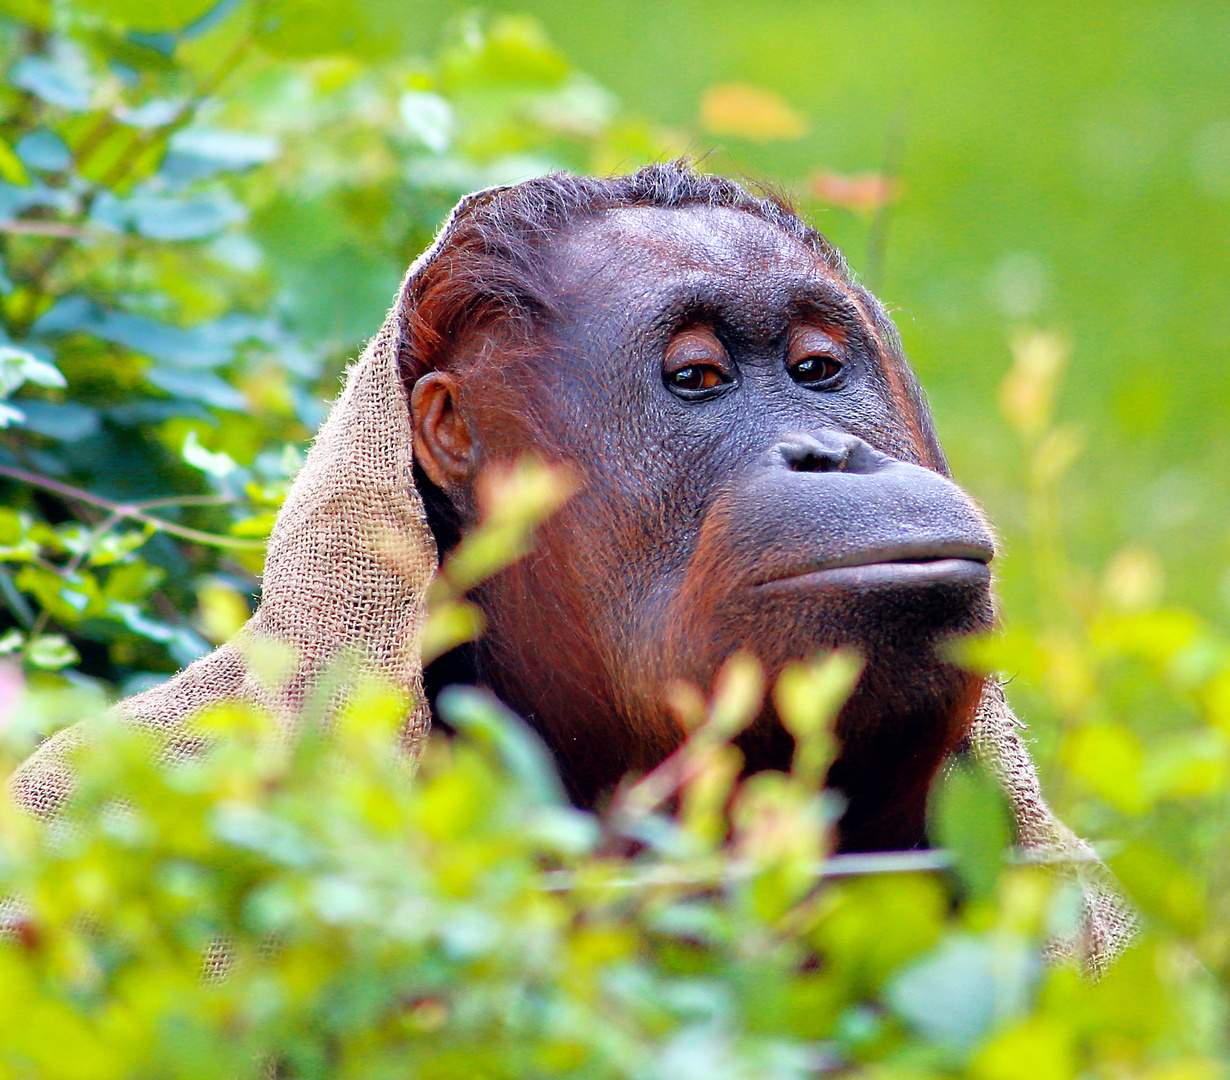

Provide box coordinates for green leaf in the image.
[73,0,218,32]
[146,366,245,410]
[26,633,80,670]
[437,685,567,807]
[102,560,162,600]
[0,0,51,27]
[441,15,570,91]
[38,302,236,369]
[181,429,238,477]
[1109,842,1205,937]
[15,401,99,441]
[0,400,26,427]
[11,52,92,111]
[1060,722,1147,814]
[162,127,279,183]
[0,136,30,186]
[253,0,365,57]
[15,129,69,173]
[90,188,248,240]
[14,563,97,621]
[399,92,453,154]
[0,345,66,397]
[113,99,182,127]
[930,759,1012,903]
[773,649,860,783]
[812,874,946,989]
[130,191,246,240]
[887,934,1037,1051]
[91,531,155,569]
[0,508,23,547]
[252,0,431,60]
[211,801,318,867]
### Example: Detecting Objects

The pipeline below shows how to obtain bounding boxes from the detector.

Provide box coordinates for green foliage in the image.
[0,668,1182,1078]
[0,2,1228,1077]
[0,616,1225,1078]
[931,762,1012,906]
[0,0,659,691]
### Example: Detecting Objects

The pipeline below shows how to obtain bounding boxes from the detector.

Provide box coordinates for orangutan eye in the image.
[669,364,728,392]
[789,354,843,386]
[663,328,733,397]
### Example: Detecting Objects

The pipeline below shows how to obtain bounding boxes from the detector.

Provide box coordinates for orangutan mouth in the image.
[753,543,993,590]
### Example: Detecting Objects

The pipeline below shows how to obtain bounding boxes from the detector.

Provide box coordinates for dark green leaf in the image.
[930,759,1012,903]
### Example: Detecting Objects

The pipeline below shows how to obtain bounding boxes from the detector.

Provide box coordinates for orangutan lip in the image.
[753,552,992,589]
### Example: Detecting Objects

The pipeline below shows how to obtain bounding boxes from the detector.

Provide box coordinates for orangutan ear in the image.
[411,372,476,497]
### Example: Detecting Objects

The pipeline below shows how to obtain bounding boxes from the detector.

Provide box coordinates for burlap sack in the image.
[7,181,1135,970]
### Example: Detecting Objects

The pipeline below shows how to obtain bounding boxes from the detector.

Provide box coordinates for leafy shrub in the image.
[1,597,1227,1078]
[0,0,661,688]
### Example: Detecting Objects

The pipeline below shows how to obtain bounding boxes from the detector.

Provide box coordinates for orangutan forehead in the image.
[542,204,864,339]
[554,204,834,277]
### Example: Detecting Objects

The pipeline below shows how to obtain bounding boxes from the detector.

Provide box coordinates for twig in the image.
[132,493,245,511]
[542,845,1103,894]
[0,221,89,239]
[0,464,266,550]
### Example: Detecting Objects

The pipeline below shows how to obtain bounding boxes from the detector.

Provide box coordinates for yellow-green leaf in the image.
[0,136,29,186]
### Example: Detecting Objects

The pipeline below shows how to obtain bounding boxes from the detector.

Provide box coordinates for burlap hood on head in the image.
[8,185,507,819]
[7,183,1135,970]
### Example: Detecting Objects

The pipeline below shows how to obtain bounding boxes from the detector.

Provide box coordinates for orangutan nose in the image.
[772,432,886,475]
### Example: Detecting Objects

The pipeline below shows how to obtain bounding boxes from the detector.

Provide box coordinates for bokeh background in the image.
[1,1,1229,1074]
[516,0,1230,619]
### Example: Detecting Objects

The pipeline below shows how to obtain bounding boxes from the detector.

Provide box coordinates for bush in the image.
[0,1,661,688]
[2,594,1228,1078]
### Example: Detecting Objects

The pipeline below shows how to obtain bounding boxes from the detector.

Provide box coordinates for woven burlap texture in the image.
[7,184,1135,971]
[968,682,1138,974]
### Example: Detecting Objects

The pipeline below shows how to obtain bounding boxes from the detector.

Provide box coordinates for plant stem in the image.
[0,464,266,550]
[0,221,88,238]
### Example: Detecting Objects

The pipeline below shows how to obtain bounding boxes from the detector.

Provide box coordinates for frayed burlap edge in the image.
[968,680,1139,975]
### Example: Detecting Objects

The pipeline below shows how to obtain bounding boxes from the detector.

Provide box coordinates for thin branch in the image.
[0,464,266,550]
[542,845,1102,894]
[0,221,88,239]
[132,493,245,511]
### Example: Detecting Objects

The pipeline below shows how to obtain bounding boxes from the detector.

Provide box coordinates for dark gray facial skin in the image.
[439,204,997,852]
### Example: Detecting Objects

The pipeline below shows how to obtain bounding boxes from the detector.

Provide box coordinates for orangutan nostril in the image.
[777,435,851,473]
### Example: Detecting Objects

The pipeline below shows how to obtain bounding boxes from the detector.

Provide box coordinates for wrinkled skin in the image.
[412,205,996,852]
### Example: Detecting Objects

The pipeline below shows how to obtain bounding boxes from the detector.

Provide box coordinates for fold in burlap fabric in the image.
[7,182,1135,970]
[968,682,1137,973]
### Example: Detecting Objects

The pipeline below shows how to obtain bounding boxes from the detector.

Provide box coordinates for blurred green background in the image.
[507,0,1230,624]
